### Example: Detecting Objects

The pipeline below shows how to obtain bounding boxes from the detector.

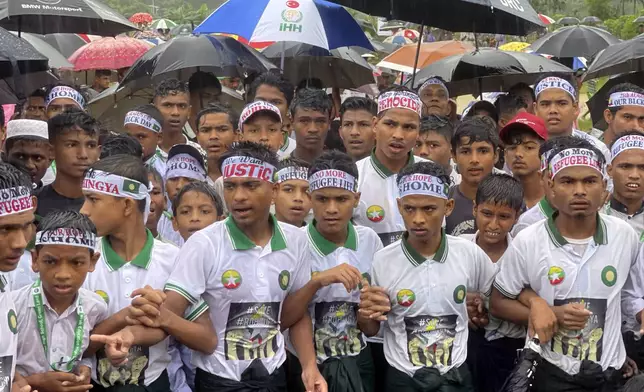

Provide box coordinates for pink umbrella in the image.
[68,36,150,71]
[539,14,555,25]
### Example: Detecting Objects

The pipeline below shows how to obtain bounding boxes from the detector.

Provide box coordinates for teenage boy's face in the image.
[124,124,160,162]
[172,190,221,241]
[6,140,51,184]
[504,131,542,177]
[454,137,498,186]
[223,177,273,229]
[46,98,81,120]
[242,115,283,152]
[420,85,449,116]
[339,109,375,160]
[398,194,454,243]
[311,187,358,235]
[166,176,197,205]
[154,92,191,134]
[53,128,100,179]
[196,112,237,163]
[23,96,47,121]
[81,192,128,237]
[549,166,605,219]
[608,149,644,204]
[414,132,451,168]
[473,202,518,247]
[0,203,36,272]
[274,179,311,227]
[147,174,165,233]
[374,108,419,162]
[33,245,99,303]
[292,108,330,152]
[535,89,579,137]
[254,85,289,118]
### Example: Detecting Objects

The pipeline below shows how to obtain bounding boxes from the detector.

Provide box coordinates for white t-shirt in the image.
[0,292,18,390]
[511,198,555,237]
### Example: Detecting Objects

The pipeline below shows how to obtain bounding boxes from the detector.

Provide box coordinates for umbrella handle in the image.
[410,23,424,88]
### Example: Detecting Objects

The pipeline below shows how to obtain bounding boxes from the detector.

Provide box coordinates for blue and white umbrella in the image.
[194,0,373,51]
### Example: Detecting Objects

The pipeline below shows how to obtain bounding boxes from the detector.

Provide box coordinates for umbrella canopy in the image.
[586,72,644,129]
[194,0,373,51]
[0,27,49,77]
[383,35,413,46]
[635,16,644,24]
[151,18,176,30]
[129,12,152,25]
[538,14,555,25]
[0,0,138,35]
[557,16,580,25]
[328,0,544,35]
[377,41,475,74]
[393,29,420,41]
[0,70,57,103]
[170,24,192,36]
[43,33,100,58]
[498,41,530,51]
[10,31,72,68]
[527,25,620,58]
[68,36,150,71]
[411,48,573,97]
[582,16,601,24]
[262,42,374,88]
[584,34,644,80]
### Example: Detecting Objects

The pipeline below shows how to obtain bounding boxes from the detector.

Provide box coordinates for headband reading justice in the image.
[166,154,206,181]
[0,186,34,217]
[222,155,276,183]
[45,86,85,109]
[35,228,96,250]
[611,134,644,159]
[308,169,357,192]
[549,148,603,179]
[535,77,576,100]
[276,166,309,184]
[377,91,423,117]
[608,92,644,108]
[398,174,449,199]
[419,78,449,97]
[124,111,162,133]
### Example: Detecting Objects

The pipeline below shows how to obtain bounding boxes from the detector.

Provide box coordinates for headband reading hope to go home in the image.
[166,154,207,182]
[35,228,96,250]
[0,185,34,217]
[397,173,449,200]
[45,86,86,109]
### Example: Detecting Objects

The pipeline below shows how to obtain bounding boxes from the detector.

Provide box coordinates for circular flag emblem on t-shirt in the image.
[366,205,385,223]
[7,309,17,334]
[279,270,291,290]
[453,285,466,304]
[548,266,565,285]
[222,269,242,289]
[601,266,617,287]
[95,290,109,305]
[397,289,416,307]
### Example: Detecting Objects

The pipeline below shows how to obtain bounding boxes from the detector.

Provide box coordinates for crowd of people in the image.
[1,65,644,392]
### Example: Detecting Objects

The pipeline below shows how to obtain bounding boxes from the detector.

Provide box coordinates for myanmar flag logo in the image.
[397,289,416,307]
[221,269,242,289]
[366,205,385,223]
[601,266,617,287]
[548,266,565,286]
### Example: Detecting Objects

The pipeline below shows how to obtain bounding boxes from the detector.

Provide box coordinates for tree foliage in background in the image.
[104,0,213,25]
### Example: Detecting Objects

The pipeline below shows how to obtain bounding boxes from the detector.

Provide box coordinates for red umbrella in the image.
[68,36,150,71]
[539,14,555,25]
[129,12,153,25]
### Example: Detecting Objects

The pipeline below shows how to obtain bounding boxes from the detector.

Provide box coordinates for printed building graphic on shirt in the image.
[552,298,606,361]
[405,314,458,368]
[97,345,149,386]
[225,302,280,360]
[314,301,363,358]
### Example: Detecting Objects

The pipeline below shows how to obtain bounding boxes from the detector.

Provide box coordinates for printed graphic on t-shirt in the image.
[405,315,457,368]
[0,356,13,392]
[314,301,363,359]
[552,298,606,362]
[225,302,280,361]
[97,345,149,386]
[377,231,405,247]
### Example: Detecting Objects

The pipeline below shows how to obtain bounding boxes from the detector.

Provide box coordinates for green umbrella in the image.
[151,19,177,30]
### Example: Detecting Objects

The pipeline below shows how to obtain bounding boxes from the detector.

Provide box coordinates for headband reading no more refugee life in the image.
[308,169,357,192]
[612,134,644,159]
[548,148,603,179]
[0,185,34,217]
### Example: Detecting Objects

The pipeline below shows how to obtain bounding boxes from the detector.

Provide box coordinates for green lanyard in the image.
[32,280,85,372]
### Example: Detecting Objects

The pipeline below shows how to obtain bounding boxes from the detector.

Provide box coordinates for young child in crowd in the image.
[273,158,312,227]
[414,115,460,185]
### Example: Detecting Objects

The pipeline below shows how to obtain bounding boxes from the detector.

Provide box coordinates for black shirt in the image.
[35,184,85,220]
[445,185,476,236]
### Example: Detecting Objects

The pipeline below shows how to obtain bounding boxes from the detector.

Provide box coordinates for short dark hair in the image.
[396,161,451,188]
[147,167,164,189]
[87,154,149,213]
[475,173,524,212]
[340,97,377,120]
[100,133,143,159]
[247,72,294,106]
[539,135,591,159]
[545,137,606,171]
[172,182,223,217]
[37,210,97,253]
[188,71,222,93]
[420,115,453,141]
[154,78,189,100]
[496,94,528,119]
[507,82,536,102]
[0,161,33,195]
[324,120,346,152]
[278,157,311,171]
[296,78,324,91]
[95,69,111,78]
[196,102,239,132]
[607,83,644,114]
[534,73,578,101]
[309,150,358,180]
[130,104,163,125]
[48,108,98,143]
[466,101,499,123]
[610,129,644,149]
[218,141,279,173]
[451,116,500,152]
[289,88,333,117]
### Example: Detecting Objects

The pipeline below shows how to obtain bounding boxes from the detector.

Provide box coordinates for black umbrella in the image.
[582,16,601,24]
[557,16,580,25]
[170,24,192,37]
[43,33,91,58]
[499,338,542,392]
[0,27,48,77]
[409,48,573,97]
[10,32,72,68]
[329,0,544,35]
[584,34,644,80]
[0,70,56,103]
[586,72,644,129]
[527,25,620,58]
[262,42,374,89]
[0,0,137,35]
[635,16,644,24]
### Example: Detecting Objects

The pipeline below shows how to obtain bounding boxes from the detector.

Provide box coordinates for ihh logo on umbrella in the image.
[280,1,303,33]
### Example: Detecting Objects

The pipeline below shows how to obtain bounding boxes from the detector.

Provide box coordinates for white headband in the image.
[35,228,96,250]
[535,77,576,100]
[45,86,85,109]
[611,134,644,159]
[0,186,33,217]
[83,170,149,200]
[124,111,162,133]
[549,148,603,179]
[6,119,48,140]
[222,155,276,183]
[276,166,309,184]
[308,169,357,192]
[239,101,282,130]
[377,91,422,117]
[608,92,644,108]
[398,174,449,200]
[419,78,449,97]
[166,153,206,181]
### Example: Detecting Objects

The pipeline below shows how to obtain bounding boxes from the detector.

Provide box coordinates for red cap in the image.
[499,112,548,142]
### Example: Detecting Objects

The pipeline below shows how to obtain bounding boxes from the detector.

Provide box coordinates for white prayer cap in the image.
[6,119,48,141]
